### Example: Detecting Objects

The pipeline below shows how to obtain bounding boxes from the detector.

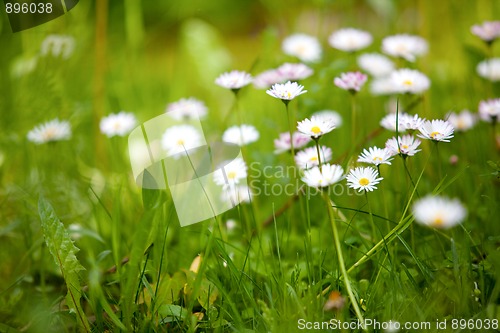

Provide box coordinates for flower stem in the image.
[314,138,323,172]
[285,102,296,158]
[350,93,357,146]
[364,190,377,242]
[322,191,365,327]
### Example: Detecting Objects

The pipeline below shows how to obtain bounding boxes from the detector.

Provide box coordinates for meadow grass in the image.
[0,1,500,332]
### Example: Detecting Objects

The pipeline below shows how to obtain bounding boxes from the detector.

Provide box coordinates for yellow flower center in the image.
[309,156,318,162]
[113,122,121,130]
[177,139,185,145]
[43,128,56,140]
[430,131,441,139]
[287,92,292,99]
[227,171,237,179]
[433,216,444,227]
[359,178,370,186]
[402,144,409,149]
[403,80,413,86]
[373,156,382,161]
[311,126,321,134]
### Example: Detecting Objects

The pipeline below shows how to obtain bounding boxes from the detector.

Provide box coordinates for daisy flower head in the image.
[382,34,428,62]
[412,195,467,229]
[274,131,311,154]
[282,33,322,63]
[27,118,71,144]
[328,28,373,52]
[357,146,393,166]
[276,63,314,81]
[166,97,208,120]
[215,70,253,92]
[312,110,343,128]
[161,124,203,157]
[471,21,500,43]
[213,157,248,189]
[390,69,430,94]
[266,81,307,103]
[477,58,500,82]
[346,167,383,192]
[399,113,426,131]
[297,115,336,139]
[385,135,421,157]
[253,69,284,89]
[380,112,410,132]
[295,146,332,170]
[302,163,344,188]
[222,124,260,146]
[40,35,75,59]
[100,112,137,137]
[222,185,252,205]
[478,98,500,122]
[334,71,368,93]
[446,110,477,131]
[357,53,395,77]
[417,119,454,142]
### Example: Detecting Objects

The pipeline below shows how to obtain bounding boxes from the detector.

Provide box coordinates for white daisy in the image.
[295,146,332,170]
[312,110,343,128]
[222,185,252,205]
[417,119,454,142]
[276,63,314,81]
[297,115,336,139]
[381,34,428,62]
[328,28,373,52]
[399,113,426,131]
[213,157,248,188]
[380,112,410,132]
[412,195,467,229]
[357,53,395,77]
[390,69,430,94]
[161,124,202,157]
[471,21,500,43]
[477,58,500,82]
[357,146,393,166]
[166,97,208,120]
[302,163,344,188]
[334,71,368,93]
[253,69,284,89]
[27,119,71,144]
[282,33,322,63]
[446,110,477,131]
[100,112,137,137]
[40,35,75,59]
[478,98,500,122]
[385,135,421,157]
[266,81,307,102]
[346,167,383,192]
[222,124,260,146]
[274,131,311,154]
[215,70,253,91]
[370,77,397,95]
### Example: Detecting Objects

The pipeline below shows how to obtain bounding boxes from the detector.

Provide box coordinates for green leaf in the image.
[38,195,91,332]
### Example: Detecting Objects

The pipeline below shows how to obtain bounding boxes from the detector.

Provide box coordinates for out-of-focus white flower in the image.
[412,195,467,229]
[390,69,430,94]
[222,185,252,204]
[328,28,372,52]
[215,70,253,91]
[226,219,238,231]
[166,97,208,120]
[382,34,428,62]
[100,112,137,137]
[471,21,500,43]
[446,110,477,131]
[40,35,75,59]
[418,119,454,142]
[274,132,311,154]
[357,146,393,166]
[478,98,500,122]
[302,164,344,188]
[266,81,307,102]
[312,110,343,128]
[161,125,202,157]
[334,71,368,93]
[295,146,332,170]
[370,77,397,95]
[11,56,38,78]
[357,53,395,77]
[213,157,248,189]
[276,63,313,81]
[385,135,421,157]
[399,113,426,131]
[380,112,410,132]
[222,124,260,146]
[27,119,71,144]
[346,167,383,192]
[282,33,322,63]
[253,69,284,89]
[297,115,336,139]
[477,58,500,82]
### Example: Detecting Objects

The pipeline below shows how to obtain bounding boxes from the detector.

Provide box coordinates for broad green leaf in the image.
[38,195,90,332]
